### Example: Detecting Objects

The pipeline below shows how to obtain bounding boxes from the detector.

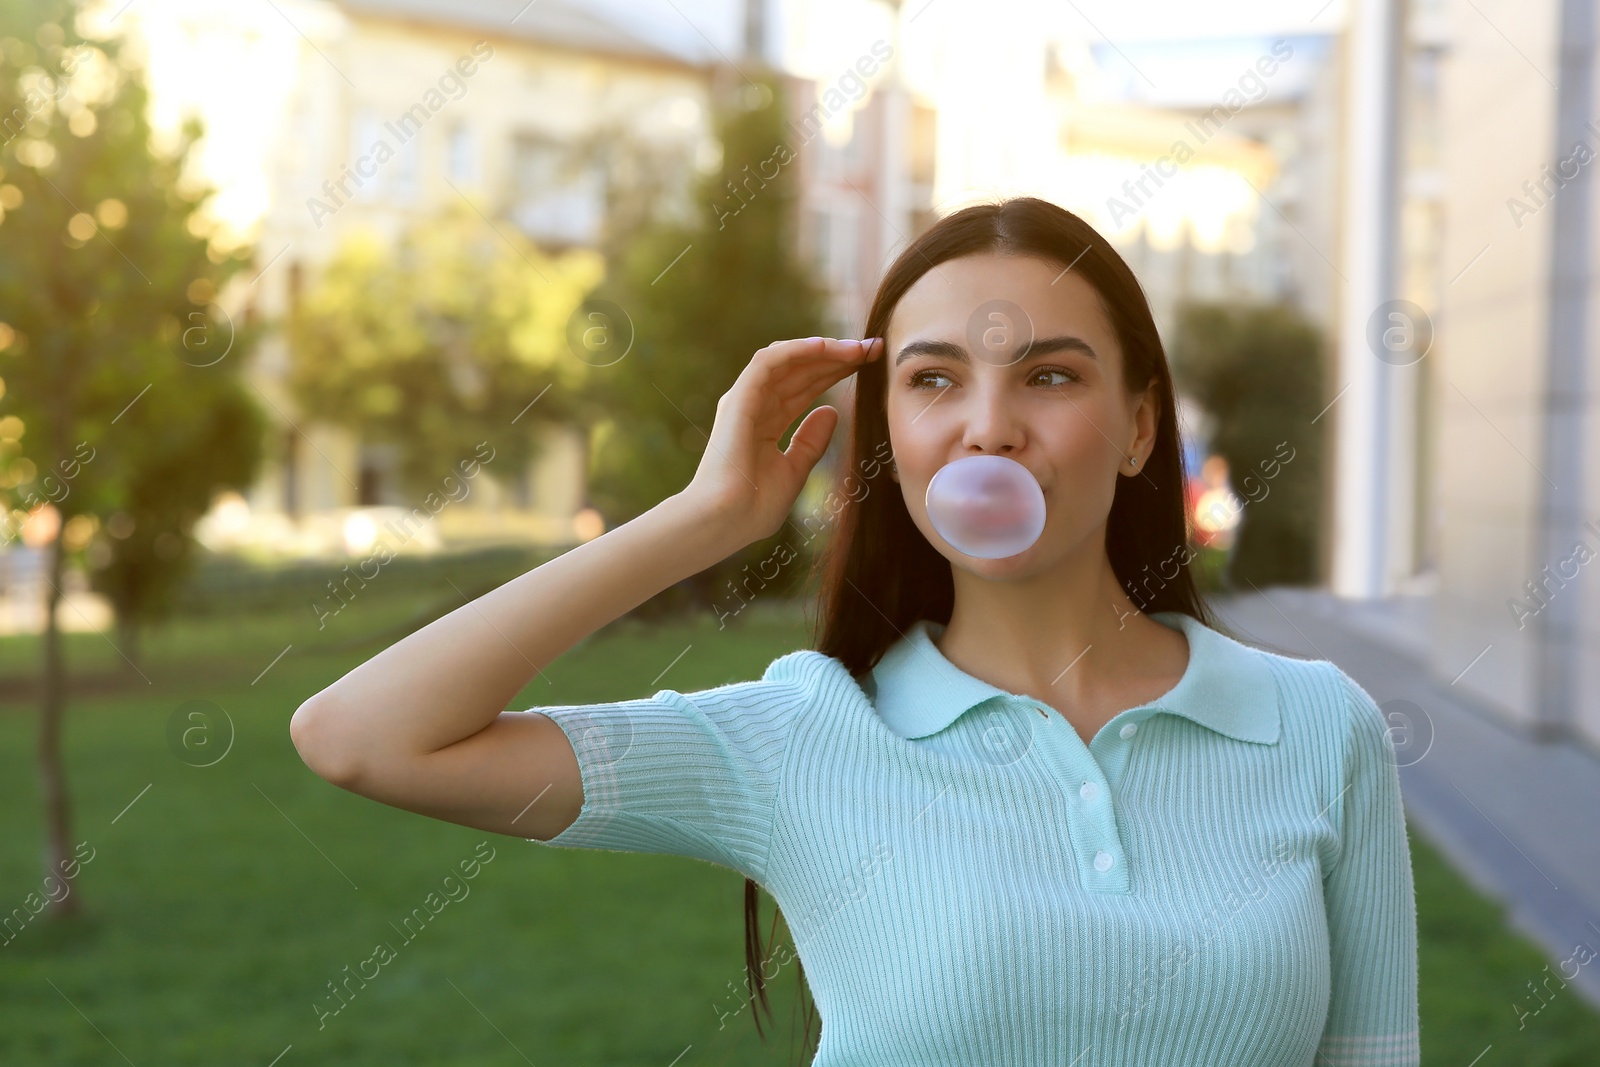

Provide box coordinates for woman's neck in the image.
[934,553,1187,714]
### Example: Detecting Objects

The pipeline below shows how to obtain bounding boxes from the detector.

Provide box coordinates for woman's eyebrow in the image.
[893,335,1098,365]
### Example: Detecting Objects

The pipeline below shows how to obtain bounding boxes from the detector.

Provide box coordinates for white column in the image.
[1331,0,1407,597]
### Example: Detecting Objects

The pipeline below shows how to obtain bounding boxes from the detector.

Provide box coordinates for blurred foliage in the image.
[582,71,832,613]
[1170,300,1326,589]
[86,374,265,661]
[0,0,264,663]
[1188,543,1231,597]
[284,204,604,496]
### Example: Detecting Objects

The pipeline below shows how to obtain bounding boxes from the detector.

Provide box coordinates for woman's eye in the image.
[1032,366,1081,387]
[906,367,1080,390]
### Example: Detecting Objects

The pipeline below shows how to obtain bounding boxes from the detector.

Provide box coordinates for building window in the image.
[350,109,386,202]
[842,112,864,171]
[350,107,421,203]
[392,121,421,202]
[447,122,478,186]
[510,132,605,246]
[807,205,831,280]
[832,201,859,290]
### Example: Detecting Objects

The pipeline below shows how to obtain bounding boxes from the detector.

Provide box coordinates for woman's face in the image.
[883,251,1159,578]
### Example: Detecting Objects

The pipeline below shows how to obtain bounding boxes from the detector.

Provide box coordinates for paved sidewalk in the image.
[1212,587,1600,1009]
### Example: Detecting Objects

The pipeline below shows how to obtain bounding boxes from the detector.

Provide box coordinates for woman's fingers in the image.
[781,403,839,468]
[753,337,881,383]
[777,340,884,395]
[684,338,881,540]
[725,337,882,451]
[761,337,884,408]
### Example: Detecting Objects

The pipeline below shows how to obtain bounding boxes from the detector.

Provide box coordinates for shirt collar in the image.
[867,611,1281,745]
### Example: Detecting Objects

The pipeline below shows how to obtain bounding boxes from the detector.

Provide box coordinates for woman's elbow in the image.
[290,695,363,787]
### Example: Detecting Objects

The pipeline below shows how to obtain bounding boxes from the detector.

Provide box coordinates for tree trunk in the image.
[39,528,80,919]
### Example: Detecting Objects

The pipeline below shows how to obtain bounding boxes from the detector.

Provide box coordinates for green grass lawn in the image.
[2,592,1597,1065]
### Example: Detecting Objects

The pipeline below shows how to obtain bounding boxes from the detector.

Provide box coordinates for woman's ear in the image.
[1124,376,1161,472]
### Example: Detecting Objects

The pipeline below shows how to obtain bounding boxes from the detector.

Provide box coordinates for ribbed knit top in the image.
[530,610,1421,1066]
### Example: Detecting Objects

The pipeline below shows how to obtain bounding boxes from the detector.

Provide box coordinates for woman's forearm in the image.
[290,490,753,776]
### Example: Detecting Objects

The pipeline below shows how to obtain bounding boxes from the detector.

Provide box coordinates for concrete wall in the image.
[1434,0,1600,750]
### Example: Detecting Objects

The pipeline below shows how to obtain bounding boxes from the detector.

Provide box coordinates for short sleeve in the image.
[525,651,819,882]
[1314,666,1421,1066]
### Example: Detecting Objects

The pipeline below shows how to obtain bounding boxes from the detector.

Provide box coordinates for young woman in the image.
[291,197,1419,1066]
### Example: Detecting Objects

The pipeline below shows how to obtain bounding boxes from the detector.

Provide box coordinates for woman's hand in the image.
[680,336,885,544]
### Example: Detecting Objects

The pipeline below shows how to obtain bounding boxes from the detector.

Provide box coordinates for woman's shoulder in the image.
[760,647,872,707]
[644,648,868,733]
[1231,632,1388,752]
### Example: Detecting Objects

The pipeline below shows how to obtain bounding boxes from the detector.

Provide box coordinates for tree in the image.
[0,1,263,918]
[85,369,265,670]
[582,71,832,610]
[285,204,605,498]
[1168,300,1326,588]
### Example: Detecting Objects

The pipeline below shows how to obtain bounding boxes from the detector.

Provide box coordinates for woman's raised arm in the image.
[287,336,881,840]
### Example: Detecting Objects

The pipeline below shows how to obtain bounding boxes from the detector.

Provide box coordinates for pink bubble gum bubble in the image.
[924,455,1046,559]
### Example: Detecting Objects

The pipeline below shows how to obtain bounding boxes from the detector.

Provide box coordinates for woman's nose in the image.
[959,385,1024,454]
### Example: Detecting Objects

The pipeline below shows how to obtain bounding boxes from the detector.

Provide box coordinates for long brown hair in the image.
[738,195,1225,1063]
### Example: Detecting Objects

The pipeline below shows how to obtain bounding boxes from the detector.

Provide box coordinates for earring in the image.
[1128,454,1139,468]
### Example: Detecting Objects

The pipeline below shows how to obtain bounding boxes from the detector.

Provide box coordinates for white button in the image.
[1094,850,1115,872]
[1079,781,1100,801]
[1119,722,1138,739]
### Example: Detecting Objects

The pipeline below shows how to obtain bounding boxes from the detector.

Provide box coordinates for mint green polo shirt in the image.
[530,610,1421,1066]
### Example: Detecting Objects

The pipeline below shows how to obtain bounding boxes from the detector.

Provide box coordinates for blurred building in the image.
[756,0,938,337]
[881,7,1350,550]
[102,0,719,555]
[87,0,936,563]
[1423,0,1600,750]
[1057,33,1342,338]
[788,70,938,337]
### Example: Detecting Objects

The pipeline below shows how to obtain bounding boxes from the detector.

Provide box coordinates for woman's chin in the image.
[942,540,1048,578]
